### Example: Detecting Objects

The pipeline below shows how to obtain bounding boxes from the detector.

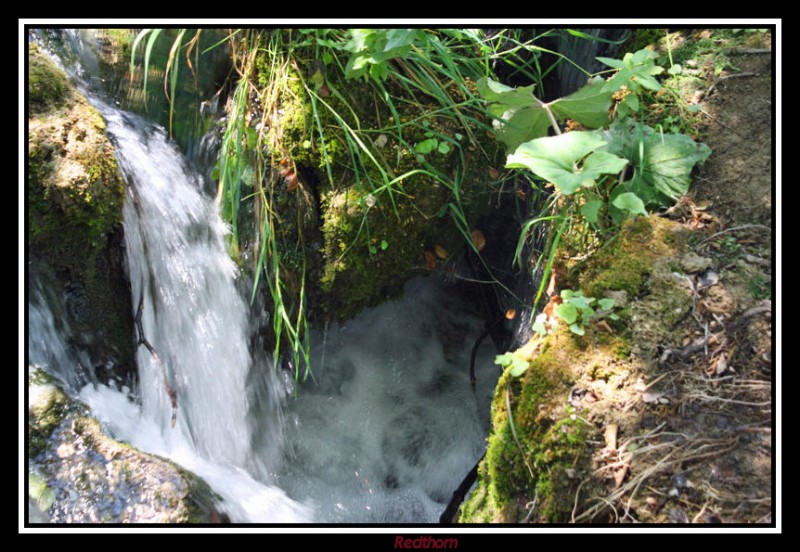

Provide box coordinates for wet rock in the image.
[28,43,135,385]
[28,367,219,524]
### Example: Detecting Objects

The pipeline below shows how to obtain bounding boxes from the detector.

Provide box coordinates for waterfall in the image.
[74,96,309,522]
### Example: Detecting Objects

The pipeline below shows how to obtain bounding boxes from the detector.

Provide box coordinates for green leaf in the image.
[532,318,547,335]
[437,141,451,155]
[494,353,514,367]
[550,80,612,128]
[567,295,595,310]
[581,199,603,224]
[415,138,438,154]
[598,298,616,310]
[623,93,640,112]
[383,29,419,53]
[494,106,551,152]
[597,56,625,69]
[569,323,586,336]
[612,192,648,217]
[477,77,538,111]
[369,245,378,255]
[555,302,578,324]
[509,358,530,377]
[668,64,683,75]
[582,150,628,176]
[380,239,389,250]
[507,132,623,195]
[477,77,549,151]
[604,119,712,205]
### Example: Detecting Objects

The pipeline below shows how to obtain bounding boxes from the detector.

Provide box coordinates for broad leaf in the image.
[509,358,530,377]
[550,80,612,128]
[507,132,625,195]
[569,323,586,336]
[383,29,419,53]
[555,302,578,324]
[415,138,438,154]
[604,119,711,205]
[581,199,603,224]
[477,77,538,113]
[598,298,616,310]
[494,106,550,152]
[477,78,550,151]
[612,192,648,217]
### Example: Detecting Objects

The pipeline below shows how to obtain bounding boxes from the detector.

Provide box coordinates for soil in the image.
[578,32,775,524]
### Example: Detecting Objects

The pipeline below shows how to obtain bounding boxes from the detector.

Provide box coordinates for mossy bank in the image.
[28,43,135,384]
[460,217,691,522]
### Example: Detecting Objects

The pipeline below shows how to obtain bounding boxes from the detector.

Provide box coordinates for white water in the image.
[278,279,497,522]
[78,99,309,522]
[30,91,500,524]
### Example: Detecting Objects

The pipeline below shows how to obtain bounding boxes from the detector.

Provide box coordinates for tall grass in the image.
[129,27,608,377]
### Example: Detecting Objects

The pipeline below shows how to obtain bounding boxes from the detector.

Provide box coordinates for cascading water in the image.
[56,93,498,524]
[72,96,310,523]
[29,32,504,524]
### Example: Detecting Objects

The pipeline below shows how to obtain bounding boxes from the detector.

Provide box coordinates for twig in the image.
[697,224,772,246]
[135,291,178,428]
[520,489,539,523]
[725,302,772,331]
[729,48,771,55]
[705,72,757,98]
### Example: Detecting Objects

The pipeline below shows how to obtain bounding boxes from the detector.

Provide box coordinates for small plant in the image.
[494,352,530,377]
[534,289,617,336]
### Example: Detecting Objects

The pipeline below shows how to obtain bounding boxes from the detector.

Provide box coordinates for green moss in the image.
[253,36,499,322]
[28,43,69,113]
[28,45,134,380]
[462,332,591,523]
[28,369,80,458]
[580,217,679,299]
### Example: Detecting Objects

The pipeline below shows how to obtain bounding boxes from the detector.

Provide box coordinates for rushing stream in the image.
[29,86,499,522]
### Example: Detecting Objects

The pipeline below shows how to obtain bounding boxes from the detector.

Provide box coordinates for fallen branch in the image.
[660,301,771,364]
[697,224,772,247]
[705,72,757,98]
[135,292,178,428]
[729,48,771,55]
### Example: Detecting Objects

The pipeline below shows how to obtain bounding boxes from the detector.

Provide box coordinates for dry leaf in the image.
[434,245,449,259]
[714,353,728,376]
[604,423,618,451]
[285,172,299,192]
[488,167,500,180]
[471,229,486,252]
[546,271,558,297]
[423,251,437,270]
[543,295,562,318]
[595,320,615,334]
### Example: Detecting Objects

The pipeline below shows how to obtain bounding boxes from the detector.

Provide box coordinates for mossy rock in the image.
[252,41,500,321]
[28,367,221,523]
[27,44,134,383]
[579,216,686,299]
[28,43,69,113]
